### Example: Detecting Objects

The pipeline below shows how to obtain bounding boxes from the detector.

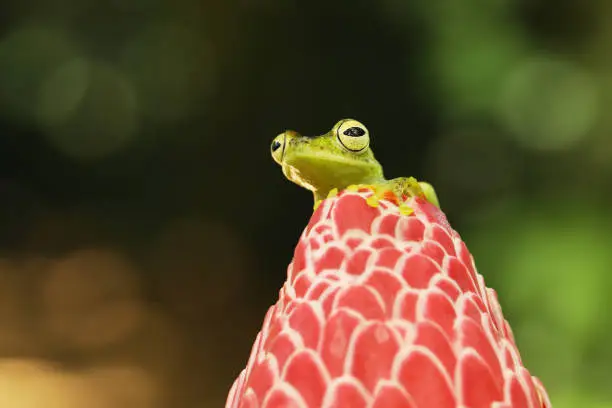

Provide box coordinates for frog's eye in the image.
[336,119,369,153]
[271,133,286,164]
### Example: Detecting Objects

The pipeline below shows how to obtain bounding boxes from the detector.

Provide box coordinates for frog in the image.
[270,118,440,214]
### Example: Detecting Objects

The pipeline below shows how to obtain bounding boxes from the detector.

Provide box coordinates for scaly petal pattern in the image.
[227,189,551,408]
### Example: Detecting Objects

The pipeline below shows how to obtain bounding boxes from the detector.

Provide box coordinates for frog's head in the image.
[271,119,385,202]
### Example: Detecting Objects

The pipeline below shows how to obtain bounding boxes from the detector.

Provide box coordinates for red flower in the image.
[226,189,552,408]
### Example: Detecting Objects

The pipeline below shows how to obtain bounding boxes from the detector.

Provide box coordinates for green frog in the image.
[271,118,439,214]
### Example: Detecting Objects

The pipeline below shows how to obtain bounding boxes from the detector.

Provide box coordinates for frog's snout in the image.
[271,131,290,164]
[271,130,301,165]
[271,137,283,153]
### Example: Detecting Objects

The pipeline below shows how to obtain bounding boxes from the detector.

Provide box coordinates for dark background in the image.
[0,0,609,406]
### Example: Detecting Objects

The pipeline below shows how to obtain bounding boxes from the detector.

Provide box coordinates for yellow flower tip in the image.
[399,203,414,216]
[366,195,380,208]
[313,200,322,211]
[346,185,360,192]
[327,188,339,198]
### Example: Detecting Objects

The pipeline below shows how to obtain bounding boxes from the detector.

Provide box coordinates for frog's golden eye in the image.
[271,133,286,164]
[336,119,369,153]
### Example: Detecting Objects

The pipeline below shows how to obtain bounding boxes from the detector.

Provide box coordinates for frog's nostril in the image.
[271,140,282,152]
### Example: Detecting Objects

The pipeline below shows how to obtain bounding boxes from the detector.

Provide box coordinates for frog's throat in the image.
[281,150,385,201]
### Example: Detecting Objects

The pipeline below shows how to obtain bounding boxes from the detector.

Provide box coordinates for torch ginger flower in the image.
[226,120,552,408]
[226,190,551,408]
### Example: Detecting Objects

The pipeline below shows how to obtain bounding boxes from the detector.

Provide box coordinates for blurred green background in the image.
[0,0,609,406]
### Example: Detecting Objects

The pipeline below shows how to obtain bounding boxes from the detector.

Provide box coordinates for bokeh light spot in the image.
[0,260,34,355]
[432,23,526,115]
[0,359,158,408]
[0,359,86,408]
[41,249,145,352]
[83,365,158,408]
[36,57,89,128]
[38,59,139,161]
[498,57,599,151]
[0,25,77,123]
[149,218,249,322]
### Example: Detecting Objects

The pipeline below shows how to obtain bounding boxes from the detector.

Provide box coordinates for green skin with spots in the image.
[271,119,440,209]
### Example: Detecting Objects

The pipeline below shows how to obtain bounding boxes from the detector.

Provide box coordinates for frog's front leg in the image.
[344,178,440,215]
[389,177,429,215]
[393,178,441,209]
[342,178,413,215]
